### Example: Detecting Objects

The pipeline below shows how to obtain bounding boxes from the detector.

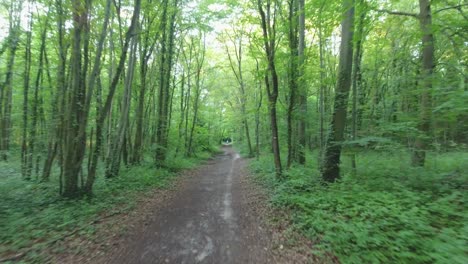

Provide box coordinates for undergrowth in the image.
[250,150,468,264]
[0,150,216,263]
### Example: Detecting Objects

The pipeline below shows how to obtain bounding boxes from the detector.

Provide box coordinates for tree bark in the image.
[42,0,67,181]
[21,6,32,177]
[287,0,298,168]
[254,59,263,160]
[85,0,141,194]
[62,0,87,197]
[105,36,137,178]
[318,7,327,165]
[257,0,282,179]
[29,15,49,181]
[351,4,365,173]
[186,33,205,157]
[412,0,434,166]
[297,0,306,165]
[321,0,355,182]
[225,31,253,157]
[155,0,178,165]
[132,13,158,164]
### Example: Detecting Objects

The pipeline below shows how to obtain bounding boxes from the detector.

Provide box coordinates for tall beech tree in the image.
[21,2,32,178]
[321,0,355,182]
[286,0,299,168]
[257,0,282,179]
[412,0,435,166]
[297,0,306,165]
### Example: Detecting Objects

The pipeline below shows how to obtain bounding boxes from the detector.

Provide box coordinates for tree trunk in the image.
[175,71,186,156]
[411,0,434,166]
[29,16,49,181]
[21,7,32,178]
[321,0,355,182]
[132,60,147,164]
[186,33,205,157]
[105,36,137,178]
[318,13,326,165]
[224,31,253,157]
[155,0,178,165]
[253,59,263,160]
[258,0,282,179]
[62,0,87,198]
[297,0,306,165]
[351,5,365,173]
[132,17,157,164]
[42,0,67,181]
[287,0,298,168]
[85,0,141,194]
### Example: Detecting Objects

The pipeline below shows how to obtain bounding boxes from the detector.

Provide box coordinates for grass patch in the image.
[0,150,217,263]
[251,150,468,264]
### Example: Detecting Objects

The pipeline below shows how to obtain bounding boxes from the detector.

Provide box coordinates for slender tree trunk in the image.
[182,40,193,154]
[297,0,306,165]
[254,60,263,160]
[132,18,157,164]
[21,7,32,177]
[62,0,87,197]
[29,17,49,181]
[287,0,298,168]
[186,34,205,157]
[255,93,262,159]
[258,0,282,178]
[318,14,326,165]
[187,86,200,157]
[105,36,137,178]
[68,0,136,195]
[42,0,67,181]
[412,0,434,166]
[132,62,147,164]
[224,32,253,156]
[175,71,186,156]
[351,5,365,173]
[155,0,178,165]
[85,0,141,194]
[321,0,355,182]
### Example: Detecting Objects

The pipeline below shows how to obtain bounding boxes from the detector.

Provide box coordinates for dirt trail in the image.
[104,146,276,264]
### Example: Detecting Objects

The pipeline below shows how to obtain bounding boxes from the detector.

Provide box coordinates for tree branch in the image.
[435,4,468,14]
[374,9,418,18]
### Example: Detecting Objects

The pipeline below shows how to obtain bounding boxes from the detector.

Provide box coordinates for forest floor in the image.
[50,146,313,264]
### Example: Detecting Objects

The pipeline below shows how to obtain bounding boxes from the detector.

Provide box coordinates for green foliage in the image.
[251,151,468,264]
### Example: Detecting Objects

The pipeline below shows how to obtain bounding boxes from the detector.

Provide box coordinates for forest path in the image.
[103,146,275,264]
